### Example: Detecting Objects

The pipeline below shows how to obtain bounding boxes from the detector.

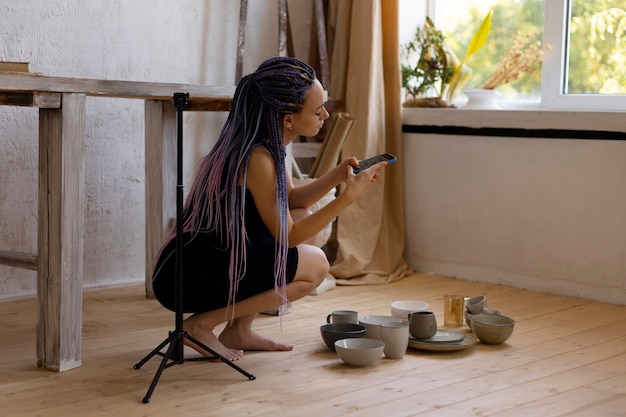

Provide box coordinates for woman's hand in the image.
[333,157,360,183]
[340,159,387,204]
[285,157,386,246]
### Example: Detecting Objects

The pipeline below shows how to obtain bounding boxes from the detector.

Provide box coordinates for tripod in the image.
[134,92,255,404]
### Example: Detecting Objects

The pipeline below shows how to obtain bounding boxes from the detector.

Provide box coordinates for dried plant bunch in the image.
[482,31,545,90]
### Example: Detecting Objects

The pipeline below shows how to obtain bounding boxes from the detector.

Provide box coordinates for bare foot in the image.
[219,327,294,352]
[183,324,244,361]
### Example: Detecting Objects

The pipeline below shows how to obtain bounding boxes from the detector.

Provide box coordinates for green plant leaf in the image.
[459,11,492,67]
[445,11,492,103]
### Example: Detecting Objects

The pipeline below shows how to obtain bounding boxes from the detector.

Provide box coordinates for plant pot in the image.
[402,97,451,108]
[462,89,501,110]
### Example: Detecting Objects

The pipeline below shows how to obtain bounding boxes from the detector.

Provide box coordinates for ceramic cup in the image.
[466,295,487,314]
[408,311,437,339]
[380,322,409,359]
[326,310,359,325]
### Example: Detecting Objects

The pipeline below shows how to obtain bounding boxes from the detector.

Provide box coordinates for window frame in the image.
[542,0,626,111]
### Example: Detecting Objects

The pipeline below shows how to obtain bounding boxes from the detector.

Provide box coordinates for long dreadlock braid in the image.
[175,56,316,311]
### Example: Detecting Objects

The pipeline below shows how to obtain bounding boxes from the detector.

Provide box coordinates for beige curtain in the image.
[326,0,413,284]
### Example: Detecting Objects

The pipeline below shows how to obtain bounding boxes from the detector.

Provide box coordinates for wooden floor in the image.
[2,273,626,417]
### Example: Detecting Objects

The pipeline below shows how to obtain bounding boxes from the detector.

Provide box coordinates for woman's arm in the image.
[247,148,385,247]
[286,157,358,209]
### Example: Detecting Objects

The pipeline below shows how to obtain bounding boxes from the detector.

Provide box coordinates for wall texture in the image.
[402,110,626,305]
[0,0,314,299]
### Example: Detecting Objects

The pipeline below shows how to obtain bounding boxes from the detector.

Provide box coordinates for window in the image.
[543,0,626,110]
[399,0,626,110]
[430,0,544,104]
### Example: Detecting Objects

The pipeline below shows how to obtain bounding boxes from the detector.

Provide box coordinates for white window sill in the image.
[402,106,626,133]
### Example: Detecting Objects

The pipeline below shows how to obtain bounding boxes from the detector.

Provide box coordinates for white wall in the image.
[0,0,314,299]
[402,109,626,305]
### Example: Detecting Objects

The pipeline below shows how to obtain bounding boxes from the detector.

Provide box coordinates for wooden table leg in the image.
[37,93,86,371]
[144,100,176,298]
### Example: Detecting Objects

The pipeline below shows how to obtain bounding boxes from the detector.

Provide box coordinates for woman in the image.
[152,56,386,361]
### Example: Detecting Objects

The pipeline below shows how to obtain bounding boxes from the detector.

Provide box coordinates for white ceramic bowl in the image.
[358,315,403,339]
[471,314,515,344]
[391,300,429,321]
[334,338,385,367]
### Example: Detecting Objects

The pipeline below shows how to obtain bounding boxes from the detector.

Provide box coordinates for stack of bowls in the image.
[465,295,501,329]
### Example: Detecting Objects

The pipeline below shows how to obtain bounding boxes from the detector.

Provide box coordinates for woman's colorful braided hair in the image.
[176,56,316,310]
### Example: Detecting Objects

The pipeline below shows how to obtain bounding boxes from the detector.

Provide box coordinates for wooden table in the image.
[0,73,234,371]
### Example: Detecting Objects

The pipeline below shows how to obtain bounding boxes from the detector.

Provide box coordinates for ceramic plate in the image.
[415,330,465,343]
[408,333,477,352]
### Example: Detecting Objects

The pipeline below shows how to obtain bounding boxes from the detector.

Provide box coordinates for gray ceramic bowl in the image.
[471,314,515,344]
[320,323,366,351]
[358,315,403,339]
[334,338,384,367]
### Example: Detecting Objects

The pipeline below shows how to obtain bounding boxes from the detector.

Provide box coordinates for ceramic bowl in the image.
[358,315,403,339]
[471,314,515,344]
[466,309,504,330]
[465,295,488,314]
[320,323,366,351]
[334,338,385,367]
[465,310,475,330]
[391,300,429,321]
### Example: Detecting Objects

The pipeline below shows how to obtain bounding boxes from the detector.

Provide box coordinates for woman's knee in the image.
[296,244,329,286]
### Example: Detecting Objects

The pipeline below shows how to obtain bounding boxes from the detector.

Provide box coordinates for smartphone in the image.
[352,152,397,174]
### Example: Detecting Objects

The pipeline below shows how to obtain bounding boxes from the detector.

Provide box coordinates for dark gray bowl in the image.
[320,323,366,351]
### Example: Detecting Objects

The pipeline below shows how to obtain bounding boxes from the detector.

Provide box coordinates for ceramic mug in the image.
[408,311,437,339]
[380,321,409,359]
[326,310,359,325]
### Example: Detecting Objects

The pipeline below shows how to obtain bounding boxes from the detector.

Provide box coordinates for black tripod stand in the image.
[134,92,255,404]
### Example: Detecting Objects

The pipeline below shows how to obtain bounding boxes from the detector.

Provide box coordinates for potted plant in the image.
[402,13,492,108]
[401,17,453,108]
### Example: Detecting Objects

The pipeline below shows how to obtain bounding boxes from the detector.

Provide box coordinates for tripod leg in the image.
[140,334,179,403]
[133,336,171,370]
[185,334,256,380]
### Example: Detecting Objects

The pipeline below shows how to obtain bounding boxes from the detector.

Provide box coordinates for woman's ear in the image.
[283,114,293,130]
